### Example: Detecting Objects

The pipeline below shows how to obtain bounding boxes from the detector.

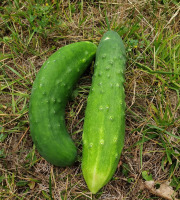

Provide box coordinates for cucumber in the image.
[82,31,126,193]
[29,41,97,167]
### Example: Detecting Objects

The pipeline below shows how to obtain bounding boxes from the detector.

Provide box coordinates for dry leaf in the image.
[28,181,36,190]
[118,160,122,168]
[144,180,178,200]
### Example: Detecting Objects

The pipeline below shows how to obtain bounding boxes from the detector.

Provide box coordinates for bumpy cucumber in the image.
[29,42,97,167]
[82,31,126,193]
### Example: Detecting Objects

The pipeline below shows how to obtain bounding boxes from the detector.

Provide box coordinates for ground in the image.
[0,0,180,200]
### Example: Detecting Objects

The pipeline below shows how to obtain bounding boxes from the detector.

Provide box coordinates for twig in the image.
[13,127,30,151]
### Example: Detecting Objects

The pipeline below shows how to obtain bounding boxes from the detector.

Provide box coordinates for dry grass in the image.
[0,0,180,199]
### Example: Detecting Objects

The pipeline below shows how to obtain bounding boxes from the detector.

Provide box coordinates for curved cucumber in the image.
[29,42,97,167]
[82,31,126,193]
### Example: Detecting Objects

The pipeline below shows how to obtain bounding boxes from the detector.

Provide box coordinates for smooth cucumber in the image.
[82,31,126,193]
[29,41,97,167]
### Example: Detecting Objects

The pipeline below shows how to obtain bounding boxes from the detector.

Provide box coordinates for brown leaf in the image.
[118,160,122,168]
[144,180,178,200]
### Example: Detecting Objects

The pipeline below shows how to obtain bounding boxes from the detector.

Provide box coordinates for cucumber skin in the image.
[82,31,126,193]
[29,42,97,167]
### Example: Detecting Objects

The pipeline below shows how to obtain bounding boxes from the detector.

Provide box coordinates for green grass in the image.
[0,0,180,199]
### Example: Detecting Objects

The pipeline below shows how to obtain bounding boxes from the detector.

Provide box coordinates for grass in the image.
[0,0,180,199]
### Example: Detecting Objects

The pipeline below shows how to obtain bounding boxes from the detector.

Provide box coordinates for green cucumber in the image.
[29,41,97,167]
[82,31,126,193]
